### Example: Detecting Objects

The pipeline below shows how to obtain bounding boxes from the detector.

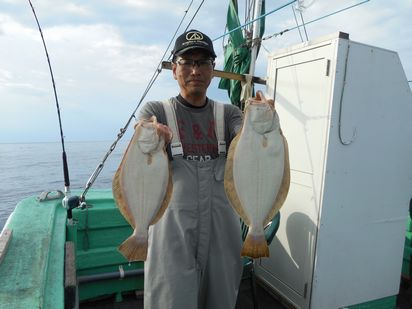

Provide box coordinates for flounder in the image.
[112,116,172,261]
[224,92,290,258]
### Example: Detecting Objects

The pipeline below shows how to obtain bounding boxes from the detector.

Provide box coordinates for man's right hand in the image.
[156,123,173,144]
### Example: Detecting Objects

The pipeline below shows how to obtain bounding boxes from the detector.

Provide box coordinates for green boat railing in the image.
[0,189,143,309]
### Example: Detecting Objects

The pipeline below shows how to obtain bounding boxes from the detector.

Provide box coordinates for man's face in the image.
[172,49,215,100]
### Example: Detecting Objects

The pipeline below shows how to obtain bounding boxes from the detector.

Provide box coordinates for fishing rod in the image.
[27,0,203,209]
[28,0,71,207]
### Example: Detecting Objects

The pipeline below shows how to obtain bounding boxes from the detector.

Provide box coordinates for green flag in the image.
[218,0,265,108]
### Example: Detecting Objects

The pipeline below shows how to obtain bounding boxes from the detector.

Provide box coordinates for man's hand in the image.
[253,90,275,109]
[156,123,173,144]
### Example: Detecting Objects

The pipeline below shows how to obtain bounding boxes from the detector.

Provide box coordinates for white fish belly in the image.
[121,142,169,232]
[232,129,285,231]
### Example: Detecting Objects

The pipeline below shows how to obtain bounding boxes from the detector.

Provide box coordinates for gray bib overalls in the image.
[143,100,243,309]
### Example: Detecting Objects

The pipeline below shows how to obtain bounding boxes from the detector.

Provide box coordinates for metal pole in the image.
[78,269,144,284]
[249,0,263,76]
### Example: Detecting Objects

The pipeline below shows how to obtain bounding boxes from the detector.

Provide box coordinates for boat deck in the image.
[79,277,412,309]
[79,278,286,309]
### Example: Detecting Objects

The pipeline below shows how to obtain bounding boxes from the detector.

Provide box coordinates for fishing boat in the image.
[1,1,412,309]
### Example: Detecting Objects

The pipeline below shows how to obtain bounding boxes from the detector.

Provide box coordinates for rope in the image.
[213,0,298,42]
[298,8,309,40]
[246,0,255,32]
[220,0,257,52]
[292,6,304,42]
[263,0,370,41]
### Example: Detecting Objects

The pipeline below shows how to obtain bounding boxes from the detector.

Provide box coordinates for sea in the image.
[0,141,128,231]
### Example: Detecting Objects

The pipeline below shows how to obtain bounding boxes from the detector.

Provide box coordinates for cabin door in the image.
[255,42,336,309]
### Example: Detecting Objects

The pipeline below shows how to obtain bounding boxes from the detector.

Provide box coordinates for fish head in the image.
[245,102,279,134]
[136,117,163,154]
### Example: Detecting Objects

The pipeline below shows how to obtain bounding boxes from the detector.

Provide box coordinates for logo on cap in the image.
[186,31,203,41]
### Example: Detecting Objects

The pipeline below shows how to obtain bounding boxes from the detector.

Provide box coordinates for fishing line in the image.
[263,0,370,41]
[80,0,203,201]
[27,0,71,196]
[184,0,205,31]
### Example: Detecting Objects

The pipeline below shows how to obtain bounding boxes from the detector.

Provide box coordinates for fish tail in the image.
[118,233,148,262]
[241,233,269,258]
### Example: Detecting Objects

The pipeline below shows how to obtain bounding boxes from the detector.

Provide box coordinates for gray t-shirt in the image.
[138,96,243,161]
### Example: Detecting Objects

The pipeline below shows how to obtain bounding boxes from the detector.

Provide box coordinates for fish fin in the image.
[112,169,134,227]
[264,134,291,226]
[150,160,173,225]
[118,233,148,262]
[241,233,269,258]
[112,129,142,228]
[224,133,251,225]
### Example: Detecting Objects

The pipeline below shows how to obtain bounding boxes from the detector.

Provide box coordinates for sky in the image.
[0,0,411,143]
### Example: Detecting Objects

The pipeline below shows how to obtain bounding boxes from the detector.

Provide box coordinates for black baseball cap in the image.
[172,29,216,58]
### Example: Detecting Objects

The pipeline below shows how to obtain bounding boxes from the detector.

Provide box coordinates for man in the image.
[139,29,243,309]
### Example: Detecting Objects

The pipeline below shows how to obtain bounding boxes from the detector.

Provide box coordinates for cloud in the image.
[114,0,187,14]
[63,2,92,16]
[1,12,165,99]
[0,0,411,143]
[0,10,171,142]
[0,73,46,97]
[0,69,12,82]
[25,0,93,19]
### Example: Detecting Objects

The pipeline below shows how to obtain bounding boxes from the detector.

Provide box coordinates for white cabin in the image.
[256,32,412,309]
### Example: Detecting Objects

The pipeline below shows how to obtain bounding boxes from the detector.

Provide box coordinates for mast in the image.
[248,0,263,76]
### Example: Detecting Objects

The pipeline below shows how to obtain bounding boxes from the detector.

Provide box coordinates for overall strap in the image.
[162,100,183,157]
[213,101,226,156]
